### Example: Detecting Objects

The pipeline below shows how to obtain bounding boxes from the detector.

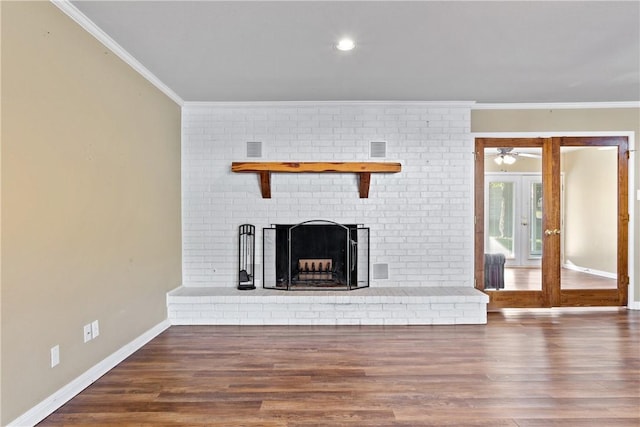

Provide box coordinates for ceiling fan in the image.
[488,147,541,165]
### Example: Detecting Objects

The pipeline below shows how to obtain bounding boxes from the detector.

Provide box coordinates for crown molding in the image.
[473,101,640,110]
[50,0,184,106]
[183,100,477,109]
[472,131,635,138]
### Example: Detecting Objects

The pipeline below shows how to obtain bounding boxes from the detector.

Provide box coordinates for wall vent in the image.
[372,263,389,280]
[246,141,262,158]
[370,141,386,158]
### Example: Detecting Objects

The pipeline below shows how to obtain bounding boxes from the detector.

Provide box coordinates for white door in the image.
[485,173,542,267]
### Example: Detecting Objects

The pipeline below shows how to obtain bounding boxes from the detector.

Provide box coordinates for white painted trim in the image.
[183,100,476,109]
[8,320,171,427]
[473,101,640,110]
[627,135,637,309]
[473,131,635,139]
[563,263,617,280]
[50,0,184,106]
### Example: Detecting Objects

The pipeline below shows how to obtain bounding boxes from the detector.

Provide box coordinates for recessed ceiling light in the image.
[336,38,355,51]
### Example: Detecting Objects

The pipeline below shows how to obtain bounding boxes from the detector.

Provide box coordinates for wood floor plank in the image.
[514,419,640,427]
[38,308,639,426]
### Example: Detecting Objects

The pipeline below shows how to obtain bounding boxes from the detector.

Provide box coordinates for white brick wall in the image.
[182,102,474,288]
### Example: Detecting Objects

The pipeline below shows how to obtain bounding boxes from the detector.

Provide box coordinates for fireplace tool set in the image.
[237,224,256,290]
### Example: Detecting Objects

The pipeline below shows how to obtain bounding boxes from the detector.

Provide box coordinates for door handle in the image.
[544,229,561,236]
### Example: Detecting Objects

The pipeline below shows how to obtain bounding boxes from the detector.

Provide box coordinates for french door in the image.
[475,137,629,309]
[485,173,543,267]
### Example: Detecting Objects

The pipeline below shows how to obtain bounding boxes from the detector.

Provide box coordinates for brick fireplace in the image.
[173,101,489,325]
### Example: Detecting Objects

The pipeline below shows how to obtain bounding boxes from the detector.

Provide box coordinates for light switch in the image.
[91,320,100,338]
[637,189,640,201]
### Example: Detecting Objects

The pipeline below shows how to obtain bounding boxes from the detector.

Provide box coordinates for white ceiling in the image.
[70,1,640,104]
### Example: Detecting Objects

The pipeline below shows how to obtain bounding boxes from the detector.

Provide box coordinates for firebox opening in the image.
[263,220,369,291]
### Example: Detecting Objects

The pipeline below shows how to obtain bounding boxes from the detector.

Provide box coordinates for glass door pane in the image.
[560,146,617,290]
[486,179,516,260]
[529,181,543,257]
[522,175,543,266]
[484,146,543,291]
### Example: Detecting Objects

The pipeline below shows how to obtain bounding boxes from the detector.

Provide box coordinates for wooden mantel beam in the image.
[231,162,401,173]
[231,161,401,199]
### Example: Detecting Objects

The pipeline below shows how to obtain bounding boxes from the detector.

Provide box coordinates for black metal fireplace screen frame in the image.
[263,220,370,291]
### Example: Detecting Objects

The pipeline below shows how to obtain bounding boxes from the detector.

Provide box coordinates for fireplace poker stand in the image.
[238,224,256,290]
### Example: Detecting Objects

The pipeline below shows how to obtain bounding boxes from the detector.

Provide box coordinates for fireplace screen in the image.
[263,220,369,290]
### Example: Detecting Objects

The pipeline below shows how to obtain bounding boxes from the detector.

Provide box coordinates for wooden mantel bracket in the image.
[258,171,271,198]
[358,172,371,198]
[231,162,401,199]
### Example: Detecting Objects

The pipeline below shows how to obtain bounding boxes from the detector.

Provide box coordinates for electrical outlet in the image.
[83,324,92,343]
[51,345,60,367]
[91,320,100,338]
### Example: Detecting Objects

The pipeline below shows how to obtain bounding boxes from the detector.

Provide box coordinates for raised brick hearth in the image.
[167,286,489,325]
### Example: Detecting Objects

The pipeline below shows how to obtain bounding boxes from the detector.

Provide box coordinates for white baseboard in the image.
[8,319,171,427]
[562,263,617,279]
[628,301,640,310]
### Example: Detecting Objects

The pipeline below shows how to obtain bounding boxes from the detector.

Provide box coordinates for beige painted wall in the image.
[1,1,181,423]
[472,107,640,302]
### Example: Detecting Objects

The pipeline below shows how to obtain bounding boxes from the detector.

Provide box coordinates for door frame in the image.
[475,135,630,309]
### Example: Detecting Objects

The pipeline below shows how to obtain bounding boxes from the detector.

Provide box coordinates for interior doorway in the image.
[475,137,629,309]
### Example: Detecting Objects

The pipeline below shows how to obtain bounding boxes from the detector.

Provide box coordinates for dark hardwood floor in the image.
[501,267,617,291]
[39,309,640,426]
